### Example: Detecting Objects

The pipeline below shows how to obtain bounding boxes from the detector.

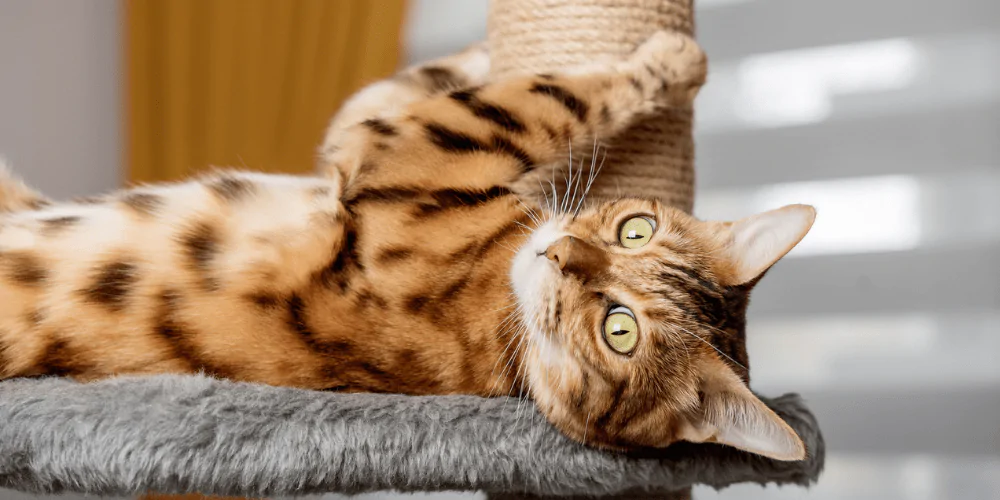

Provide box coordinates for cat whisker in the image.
[497,323,529,398]
[677,317,734,344]
[575,142,606,216]
[517,209,538,228]
[552,141,573,212]
[571,140,597,215]
[515,309,554,425]
[536,176,554,216]
[567,155,584,217]
[689,322,751,373]
[587,144,604,189]
[524,210,542,229]
[517,199,542,226]
[490,325,524,399]
[488,309,526,390]
[488,332,519,400]
[663,325,693,367]
[489,301,518,314]
[489,311,519,348]
[549,167,560,216]
[488,332,518,381]
[492,348,520,399]
[676,324,747,371]
[498,344,524,403]
[563,139,584,215]
[501,302,529,337]
[494,307,523,338]
[561,165,573,215]
[574,155,585,205]
[696,321,733,339]
[494,240,519,256]
[513,340,536,424]
[566,138,575,210]
[528,202,542,222]
[494,300,518,320]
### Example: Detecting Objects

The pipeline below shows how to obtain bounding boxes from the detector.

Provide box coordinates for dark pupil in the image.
[611,329,631,336]
[626,234,644,239]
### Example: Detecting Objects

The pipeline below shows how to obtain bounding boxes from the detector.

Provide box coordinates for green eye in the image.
[603,306,639,354]
[618,216,655,248]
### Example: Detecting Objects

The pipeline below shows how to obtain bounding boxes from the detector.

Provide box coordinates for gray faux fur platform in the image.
[0,374,824,497]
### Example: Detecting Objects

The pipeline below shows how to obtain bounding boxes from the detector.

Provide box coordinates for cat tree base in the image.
[0,374,824,498]
[489,490,693,499]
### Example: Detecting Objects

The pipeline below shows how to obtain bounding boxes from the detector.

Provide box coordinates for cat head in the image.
[510,198,815,461]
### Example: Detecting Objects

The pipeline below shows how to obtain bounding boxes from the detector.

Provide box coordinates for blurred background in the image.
[0,0,997,499]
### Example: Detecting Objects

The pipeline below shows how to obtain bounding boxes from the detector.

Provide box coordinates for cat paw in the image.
[623,30,708,106]
[451,40,491,82]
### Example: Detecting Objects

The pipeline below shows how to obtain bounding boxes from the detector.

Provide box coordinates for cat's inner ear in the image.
[715,204,816,286]
[677,356,807,461]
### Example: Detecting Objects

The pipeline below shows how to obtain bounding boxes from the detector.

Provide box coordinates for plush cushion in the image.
[0,374,824,497]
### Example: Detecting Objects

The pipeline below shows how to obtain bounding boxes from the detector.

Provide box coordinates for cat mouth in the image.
[510,219,567,326]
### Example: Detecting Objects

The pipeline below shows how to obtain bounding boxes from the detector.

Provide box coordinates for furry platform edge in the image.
[0,374,823,497]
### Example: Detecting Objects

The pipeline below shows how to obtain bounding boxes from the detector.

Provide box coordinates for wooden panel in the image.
[124,0,406,183]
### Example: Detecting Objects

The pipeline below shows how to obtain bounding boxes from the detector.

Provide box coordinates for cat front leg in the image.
[335,31,706,202]
[319,42,490,180]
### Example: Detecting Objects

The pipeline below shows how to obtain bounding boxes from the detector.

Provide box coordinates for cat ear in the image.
[716,204,816,286]
[678,356,807,461]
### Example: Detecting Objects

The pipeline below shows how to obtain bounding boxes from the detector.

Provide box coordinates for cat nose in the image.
[545,236,609,277]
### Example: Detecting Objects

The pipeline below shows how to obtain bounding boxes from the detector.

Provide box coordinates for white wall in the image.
[0,1,120,496]
[0,0,121,199]
[404,0,487,64]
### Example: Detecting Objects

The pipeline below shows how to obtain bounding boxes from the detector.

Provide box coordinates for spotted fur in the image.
[0,33,811,460]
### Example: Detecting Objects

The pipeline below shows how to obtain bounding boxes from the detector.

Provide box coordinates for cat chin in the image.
[509,218,573,382]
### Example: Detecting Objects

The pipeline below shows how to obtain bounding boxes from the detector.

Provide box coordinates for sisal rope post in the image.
[488,2,697,498]
[488,0,697,213]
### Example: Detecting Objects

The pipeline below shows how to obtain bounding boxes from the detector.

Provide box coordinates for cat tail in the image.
[0,158,49,212]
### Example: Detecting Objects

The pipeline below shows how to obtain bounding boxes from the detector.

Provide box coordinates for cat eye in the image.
[618,216,656,249]
[603,305,639,354]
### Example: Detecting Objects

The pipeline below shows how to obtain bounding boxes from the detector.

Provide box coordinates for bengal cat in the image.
[0,32,814,461]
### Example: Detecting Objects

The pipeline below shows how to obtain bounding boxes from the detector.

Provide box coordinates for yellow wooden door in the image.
[124,0,406,183]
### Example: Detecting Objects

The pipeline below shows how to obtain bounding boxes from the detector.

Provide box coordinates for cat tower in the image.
[489,0,696,211]
[0,1,824,499]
